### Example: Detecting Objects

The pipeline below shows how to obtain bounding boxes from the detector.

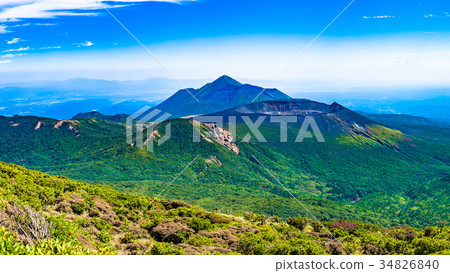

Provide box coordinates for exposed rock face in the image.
[143,129,162,147]
[35,121,42,130]
[203,123,239,154]
[52,120,80,136]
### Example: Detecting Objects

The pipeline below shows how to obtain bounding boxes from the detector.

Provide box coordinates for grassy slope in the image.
[1,162,449,255]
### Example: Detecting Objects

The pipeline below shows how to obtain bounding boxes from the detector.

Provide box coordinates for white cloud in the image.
[35,22,58,26]
[2,46,31,52]
[0,25,9,33]
[1,53,27,57]
[424,14,434,18]
[0,60,12,64]
[40,46,61,49]
[0,1,195,22]
[6,37,25,44]
[363,15,396,19]
[74,41,93,47]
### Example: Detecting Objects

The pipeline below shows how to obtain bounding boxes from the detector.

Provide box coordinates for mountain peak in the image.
[330,102,345,112]
[142,76,291,119]
[211,75,242,87]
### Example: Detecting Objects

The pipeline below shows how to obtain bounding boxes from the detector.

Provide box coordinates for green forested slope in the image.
[0,113,448,228]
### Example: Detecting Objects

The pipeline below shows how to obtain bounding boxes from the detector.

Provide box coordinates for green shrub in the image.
[98,231,111,244]
[142,218,162,232]
[70,203,86,215]
[311,221,322,232]
[412,238,450,255]
[148,242,184,255]
[121,232,137,244]
[91,218,112,232]
[186,235,218,247]
[237,231,279,255]
[287,217,309,231]
[244,212,267,224]
[0,227,90,255]
[167,206,203,218]
[189,217,212,232]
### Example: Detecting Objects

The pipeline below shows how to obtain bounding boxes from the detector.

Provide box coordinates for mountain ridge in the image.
[72,111,128,123]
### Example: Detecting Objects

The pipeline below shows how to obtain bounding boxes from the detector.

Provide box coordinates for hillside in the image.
[1,162,449,255]
[358,112,450,140]
[72,111,128,123]
[140,75,291,119]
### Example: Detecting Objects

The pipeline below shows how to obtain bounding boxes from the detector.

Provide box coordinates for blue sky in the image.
[0,0,449,90]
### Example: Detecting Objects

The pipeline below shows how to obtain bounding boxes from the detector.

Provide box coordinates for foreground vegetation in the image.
[1,162,448,255]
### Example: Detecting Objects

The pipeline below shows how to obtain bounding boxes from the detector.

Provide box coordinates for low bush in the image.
[148,242,184,255]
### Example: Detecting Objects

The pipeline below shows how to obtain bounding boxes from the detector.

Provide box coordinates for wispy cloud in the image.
[0,25,9,34]
[3,46,31,52]
[1,53,27,57]
[363,15,396,19]
[6,37,25,44]
[0,1,195,22]
[40,45,61,49]
[35,22,58,26]
[73,41,94,47]
[0,60,12,64]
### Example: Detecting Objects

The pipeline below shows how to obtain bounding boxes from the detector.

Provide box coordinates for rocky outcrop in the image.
[52,120,80,136]
[203,123,239,154]
[34,121,42,130]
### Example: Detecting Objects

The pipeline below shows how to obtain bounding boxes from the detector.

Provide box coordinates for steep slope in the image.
[142,75,291,119]
[1,162,448,255]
